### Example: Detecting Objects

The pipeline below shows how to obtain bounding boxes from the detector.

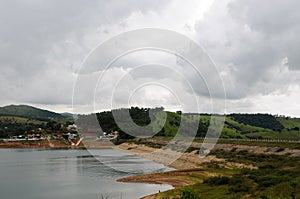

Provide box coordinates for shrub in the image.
[179,187,201,199]
[258,176,283,188]
[276,148,285,152]
[204,176,230,185]
[228,174,253,193]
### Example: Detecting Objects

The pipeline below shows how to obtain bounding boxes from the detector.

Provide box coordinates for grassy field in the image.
[153,112,300,140]
[277,117,300,129]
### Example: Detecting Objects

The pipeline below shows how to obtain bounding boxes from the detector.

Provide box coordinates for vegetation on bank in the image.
[154,150,300,199]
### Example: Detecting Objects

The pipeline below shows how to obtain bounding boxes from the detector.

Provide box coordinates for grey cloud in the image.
[228,0,300,70]
[0,0,169,106]
[1,0,299,116]
[195,0,300,100]
[228,0,300,35]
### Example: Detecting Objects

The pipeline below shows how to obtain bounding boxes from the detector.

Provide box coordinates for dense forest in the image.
[229,113,284,131]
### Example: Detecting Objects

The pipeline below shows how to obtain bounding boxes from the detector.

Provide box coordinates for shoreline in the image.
[2,140,299,198]
[115,141,300,199]
[114,142,257,199]
[115,142,258,170]
[0,140,115,149]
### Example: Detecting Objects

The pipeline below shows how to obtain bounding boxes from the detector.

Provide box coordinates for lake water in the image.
[0,149,173,199]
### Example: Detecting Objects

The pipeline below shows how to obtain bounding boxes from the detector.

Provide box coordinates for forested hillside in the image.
[1,105,300,140]
[0,105,72,138]
[229,113,284,131]
[76,107,300,140]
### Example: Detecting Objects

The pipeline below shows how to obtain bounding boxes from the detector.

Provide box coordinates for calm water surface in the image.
[0,149,173,199]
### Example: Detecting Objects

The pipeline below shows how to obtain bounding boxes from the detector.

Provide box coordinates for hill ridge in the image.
[0,104,64,119]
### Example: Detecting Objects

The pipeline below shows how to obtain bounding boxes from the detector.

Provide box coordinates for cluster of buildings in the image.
[3,125,79,142]
[97,131,119,141]
[4,133,44,141]
[3,124,119,142]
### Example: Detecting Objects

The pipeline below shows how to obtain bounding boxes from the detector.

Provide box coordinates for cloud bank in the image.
[0,0,299,116]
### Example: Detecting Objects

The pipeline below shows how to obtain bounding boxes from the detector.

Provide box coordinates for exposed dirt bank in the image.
[0,140,73,148]
[118,168,211,188]
[211,143,300,157]
[116,143,257,170]
[0,140,114,149]
[116,140,300,199]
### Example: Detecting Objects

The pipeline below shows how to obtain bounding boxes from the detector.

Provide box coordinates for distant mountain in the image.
[0,105,64,120]
[60,112,74,118]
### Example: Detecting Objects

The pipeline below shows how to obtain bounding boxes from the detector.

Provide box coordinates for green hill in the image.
[2,105,299,140]
[60,112,74,118]
[89,107,300,140]
[0,105,64,120]
[0,105,74,138]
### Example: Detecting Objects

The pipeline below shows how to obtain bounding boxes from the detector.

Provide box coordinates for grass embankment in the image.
[118,138,300,199]
[118,167,237,188]
[158,151,300,199]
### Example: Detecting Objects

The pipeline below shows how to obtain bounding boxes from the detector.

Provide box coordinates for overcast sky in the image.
[0,0,299,116]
